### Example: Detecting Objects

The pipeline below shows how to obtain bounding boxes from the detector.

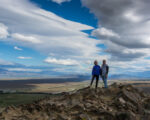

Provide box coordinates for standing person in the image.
[101,60,109,88]
[90,60,101,90]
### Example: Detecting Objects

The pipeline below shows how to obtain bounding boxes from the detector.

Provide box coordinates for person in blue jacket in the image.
[90,60,101,90]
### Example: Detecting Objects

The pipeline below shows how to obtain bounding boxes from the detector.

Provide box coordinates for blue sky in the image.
[0,0,150,79]
[30,0,98,27]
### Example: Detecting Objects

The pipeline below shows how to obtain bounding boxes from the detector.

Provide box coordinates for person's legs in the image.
[103,76,108,88]
[102,76,105,87]
[95,75,99,89]
[102,76,107,88]
[90,75,95,87]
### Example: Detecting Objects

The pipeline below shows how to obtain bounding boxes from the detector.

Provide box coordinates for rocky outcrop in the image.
[0,83,150,120]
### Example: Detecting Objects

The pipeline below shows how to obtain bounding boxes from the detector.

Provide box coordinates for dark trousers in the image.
[90,75,99,89]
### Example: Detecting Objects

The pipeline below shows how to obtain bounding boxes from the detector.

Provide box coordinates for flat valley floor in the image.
[28,80,150,94]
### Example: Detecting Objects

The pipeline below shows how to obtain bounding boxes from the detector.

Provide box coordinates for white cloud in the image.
[17,56,32,59]
[80,0,150,76]
[7,68,42,72]
[92,27,120,38]
[123,10,142,23]
[12,33,42,44]
[0,0,101,75]
[44,57,79,65]
[82,0,150,61]
[0,23,9,39]
[14,46,22,51]
[0,59,14,65]
[51,0,71,4]
[0,0,97,58]
[0,0,150,76]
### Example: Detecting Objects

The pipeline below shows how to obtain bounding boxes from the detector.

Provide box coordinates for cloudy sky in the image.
[0,0,150,79]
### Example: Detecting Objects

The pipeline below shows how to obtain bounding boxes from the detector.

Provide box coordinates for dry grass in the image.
[23,80,150,93]
[29,81,90,93]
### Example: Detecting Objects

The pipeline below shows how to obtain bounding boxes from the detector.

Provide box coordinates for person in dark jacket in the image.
[100,60,109,88]
[90,60,101,90]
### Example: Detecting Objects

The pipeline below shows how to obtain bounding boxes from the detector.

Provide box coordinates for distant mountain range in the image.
[0,63,150,79]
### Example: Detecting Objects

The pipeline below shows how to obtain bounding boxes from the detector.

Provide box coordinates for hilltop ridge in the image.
[0,83,150,120]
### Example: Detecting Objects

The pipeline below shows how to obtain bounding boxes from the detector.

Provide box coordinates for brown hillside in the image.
[0,83,150,120]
